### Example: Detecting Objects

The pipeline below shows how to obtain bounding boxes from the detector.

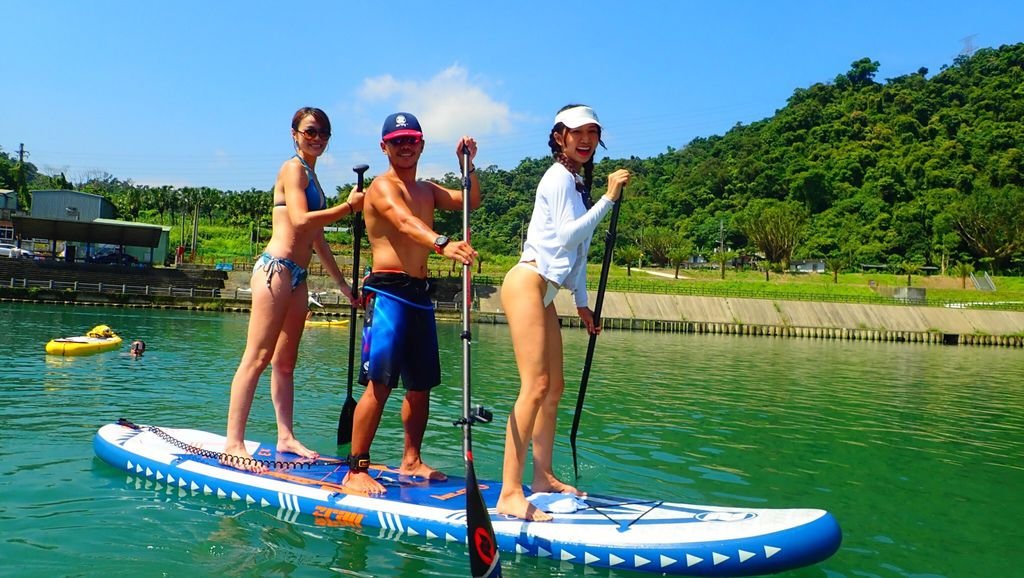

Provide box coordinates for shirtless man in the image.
[343,112,480,494]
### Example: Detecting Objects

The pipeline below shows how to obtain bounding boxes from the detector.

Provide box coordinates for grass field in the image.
[188,235,1024,312]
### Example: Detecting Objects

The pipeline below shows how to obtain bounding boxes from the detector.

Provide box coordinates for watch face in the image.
[434,235,449,247]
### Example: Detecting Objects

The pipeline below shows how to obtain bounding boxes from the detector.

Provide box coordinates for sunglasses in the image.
[296,127,331,140]
[386,136,421,146]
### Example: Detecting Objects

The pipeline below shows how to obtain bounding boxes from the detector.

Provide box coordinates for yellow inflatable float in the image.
[304,318,350,328]
[45,325,123,356]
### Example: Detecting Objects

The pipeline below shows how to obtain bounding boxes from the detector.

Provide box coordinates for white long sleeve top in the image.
[520,163,613,308]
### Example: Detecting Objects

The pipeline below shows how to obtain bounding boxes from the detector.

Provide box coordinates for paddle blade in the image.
[465,457,502,577]
[337,297,360,446]
[336,395,356,446]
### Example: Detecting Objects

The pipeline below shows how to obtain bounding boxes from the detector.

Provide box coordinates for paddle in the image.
[336,164,369,446]
[457,145,502,578]
[569,188,623,480]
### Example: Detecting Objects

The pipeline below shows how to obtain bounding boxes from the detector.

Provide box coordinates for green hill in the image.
[470,43,1024,274]
[10,43,1023,275]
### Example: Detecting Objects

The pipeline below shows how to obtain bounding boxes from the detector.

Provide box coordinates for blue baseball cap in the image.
[382,112,423,141]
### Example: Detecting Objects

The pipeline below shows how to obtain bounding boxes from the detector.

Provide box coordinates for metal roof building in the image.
[30,190,115,221]
[12,190,170,265]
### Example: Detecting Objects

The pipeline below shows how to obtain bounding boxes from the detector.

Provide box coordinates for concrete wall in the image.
[479,285,1024,337]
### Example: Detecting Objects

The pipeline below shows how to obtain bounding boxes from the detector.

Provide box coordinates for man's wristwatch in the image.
[433,235,450,255]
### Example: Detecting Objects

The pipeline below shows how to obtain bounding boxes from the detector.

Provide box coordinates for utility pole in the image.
[16,143,29,212]
[719,219,726,280]
[191,193,200,257]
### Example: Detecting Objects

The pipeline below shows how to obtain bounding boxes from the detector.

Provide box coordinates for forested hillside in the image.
[468,43,1024,274]
[7,43,1023,273]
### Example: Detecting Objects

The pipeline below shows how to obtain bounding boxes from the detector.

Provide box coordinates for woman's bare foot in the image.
[277,437,319,460]
[342,471,387,495]
[220,445,268,474]
[496,494,553,522]
[399,458,447,481]
[531,474,585,497]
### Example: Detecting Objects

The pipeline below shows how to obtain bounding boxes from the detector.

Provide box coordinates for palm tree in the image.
[899,261,922,287]
[950,261,974,289]
[668,247,690,279]
[714,249,737,280]
[476,251,487,274]
[617,245,643,276]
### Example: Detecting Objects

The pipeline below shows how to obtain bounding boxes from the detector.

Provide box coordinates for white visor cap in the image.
[554,106,601,129]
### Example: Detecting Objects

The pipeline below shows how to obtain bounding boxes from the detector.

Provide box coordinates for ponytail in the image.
[581,158,595,209]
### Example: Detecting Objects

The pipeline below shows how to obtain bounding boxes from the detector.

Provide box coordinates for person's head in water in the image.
[130,340,146,356]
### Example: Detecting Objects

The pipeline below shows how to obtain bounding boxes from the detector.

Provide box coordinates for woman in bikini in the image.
[496,104,630,520]
[222,107,364,472]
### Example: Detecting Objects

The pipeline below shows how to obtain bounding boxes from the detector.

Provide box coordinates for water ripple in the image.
[3,304,1023,577]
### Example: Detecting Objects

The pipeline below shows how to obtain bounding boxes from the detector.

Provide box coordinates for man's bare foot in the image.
[400,459,447,481]
[497,495,553,522]
[531,474,585,497]
[342,471,387,495]
[219,446,267,474]
[277,437,319,460]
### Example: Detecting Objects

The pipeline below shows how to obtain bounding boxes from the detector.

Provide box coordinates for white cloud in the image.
[356,65,518,143]
[358,75,407,100]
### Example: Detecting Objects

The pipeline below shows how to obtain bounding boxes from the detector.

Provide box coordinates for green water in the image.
[1,302,1022,578]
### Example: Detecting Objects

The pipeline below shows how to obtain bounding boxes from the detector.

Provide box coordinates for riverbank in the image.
[4,281,1024,347]
[477,286,1024,347]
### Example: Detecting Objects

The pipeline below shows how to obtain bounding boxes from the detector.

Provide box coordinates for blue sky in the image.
[3,1,1022,194]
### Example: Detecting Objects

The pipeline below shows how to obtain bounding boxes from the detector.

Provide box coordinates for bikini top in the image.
[275,155,327,211]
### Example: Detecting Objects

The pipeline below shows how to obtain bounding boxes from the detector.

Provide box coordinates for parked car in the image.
[0,243,35,259]
[86,252,139,266]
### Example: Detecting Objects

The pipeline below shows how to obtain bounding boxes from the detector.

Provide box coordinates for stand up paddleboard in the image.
[94,420,840,576]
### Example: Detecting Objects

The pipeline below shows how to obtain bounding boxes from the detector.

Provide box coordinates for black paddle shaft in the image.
[346,165,368,388]
[337,164,368,446]
[569,190,623,480]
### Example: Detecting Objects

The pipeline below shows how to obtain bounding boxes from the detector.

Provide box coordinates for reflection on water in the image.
[2,302,1023,577]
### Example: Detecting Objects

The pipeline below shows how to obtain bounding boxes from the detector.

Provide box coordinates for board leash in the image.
[117,418,345,471]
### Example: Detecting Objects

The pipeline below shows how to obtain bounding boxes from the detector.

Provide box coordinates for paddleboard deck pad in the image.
[94,421,841,576]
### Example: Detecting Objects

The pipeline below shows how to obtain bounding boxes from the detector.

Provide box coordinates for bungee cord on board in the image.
[116,418,346,472]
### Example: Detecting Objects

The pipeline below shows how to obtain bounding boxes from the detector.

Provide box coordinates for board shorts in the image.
[358,272,440,391]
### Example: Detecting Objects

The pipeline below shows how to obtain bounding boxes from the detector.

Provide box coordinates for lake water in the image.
[1,302,1022,577]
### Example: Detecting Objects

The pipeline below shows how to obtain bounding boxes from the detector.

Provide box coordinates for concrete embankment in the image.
[473,285,1024,348]
[5,277,1023,347]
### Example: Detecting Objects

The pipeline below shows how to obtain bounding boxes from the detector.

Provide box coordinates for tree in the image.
[845,57,881,87]
[0,148,15,190]
[713,249,737,280]
[899,261,922,287]
[955,187,1024,272]
[667,238,694,279]
[825,249,853,283]
[636,226,675,266]
[476,251,487,274]
[735,199,808,269]
[950,261,974,289]
[617,245,643,276]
